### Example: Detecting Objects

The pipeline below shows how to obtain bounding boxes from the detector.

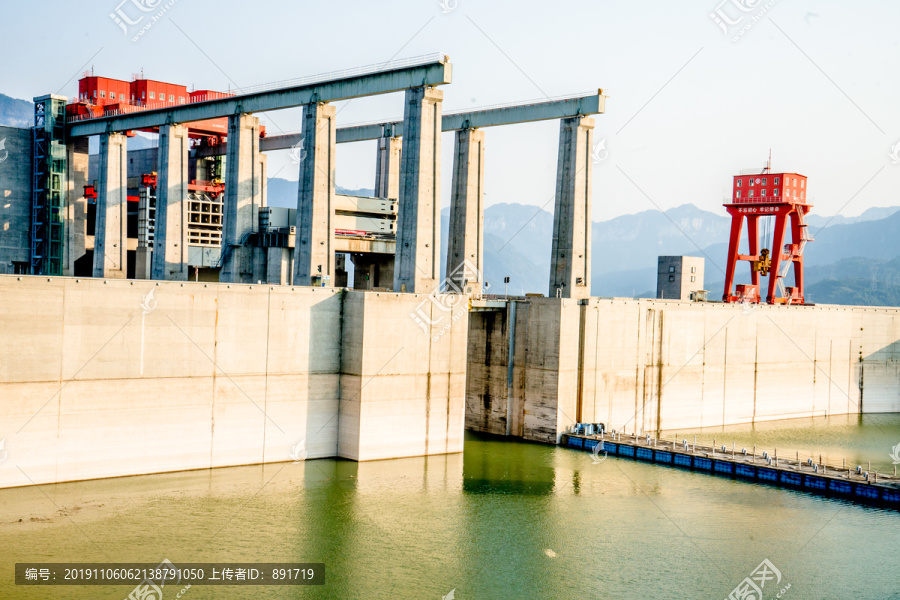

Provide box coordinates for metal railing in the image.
[588,429,900,485]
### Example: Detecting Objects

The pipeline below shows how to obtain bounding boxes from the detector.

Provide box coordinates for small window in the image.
[736,179,742,187]
[774,188,780,196]
[668,266,675,273]
[801,180,805,188]
[762,178,767,185]
[736,191,741,198]
[761,189,766,196]
[142,91,146,99]
[93,90,97,98]
[801,191,805,199]
[749,190,754,197]
[774,177,780,184]
[178,96,185,104]
[691,267,696,273]
[749,179,754,185]
[100,90,106,98]
[690,276,696,282]
[668,275,675,282]
[169,94,174,102]
[149,91,155,99]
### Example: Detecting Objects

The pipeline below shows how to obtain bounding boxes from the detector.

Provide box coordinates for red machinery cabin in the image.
[77,75,132,107]
[130,78,188,107]
[722,169,813,305]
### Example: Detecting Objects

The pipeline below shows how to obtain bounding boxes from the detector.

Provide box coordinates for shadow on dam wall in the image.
[0,276,468,489]
[465,297,900,445]
[860,339,900,414]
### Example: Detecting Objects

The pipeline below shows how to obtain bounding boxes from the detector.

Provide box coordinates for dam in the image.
[0,53,898,491]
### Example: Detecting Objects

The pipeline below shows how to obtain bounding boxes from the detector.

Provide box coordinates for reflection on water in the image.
[0,416,898,599]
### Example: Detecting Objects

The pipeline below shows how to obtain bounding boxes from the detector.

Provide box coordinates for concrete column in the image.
[135,188,152,280]
[151,123,189,281]
[375,131,401,199]
[293,102,336,287]
[394,86,443,294]
[446,128,485,291]
[549,116,594,299]
[92,132,128,278]
[265,247,291,285]
[64,137,89,276]
[221,114,261,283]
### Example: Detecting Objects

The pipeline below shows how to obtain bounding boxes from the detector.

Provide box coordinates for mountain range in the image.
[267,178,900,306]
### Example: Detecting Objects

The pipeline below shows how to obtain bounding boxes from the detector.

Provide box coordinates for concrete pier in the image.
[394,87,443,294]
[446,128,485,291]
[92,132,128,278]
[151,124,190,281]
[294,102,337,287]
[549,116,594,299]
[64,138,88,277]
[375,129,402,200]
[221,114,261,284]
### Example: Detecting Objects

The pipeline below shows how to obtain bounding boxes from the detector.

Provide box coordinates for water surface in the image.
[2,417,899,599]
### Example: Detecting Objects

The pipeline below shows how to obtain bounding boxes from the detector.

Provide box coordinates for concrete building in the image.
[657,256,704,300]
[0,126,32,274]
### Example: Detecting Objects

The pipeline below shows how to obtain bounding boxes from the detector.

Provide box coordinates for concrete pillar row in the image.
[394,86,443,294]
[92,132,128,278]
[375,133,402,200]
[294,102,337,287]
[221,114,261,284]
[151,123,190,281]
[549,116,594,299]
[446,127,485,292]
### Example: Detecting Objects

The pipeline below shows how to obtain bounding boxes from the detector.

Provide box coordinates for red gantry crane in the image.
[722,160,813,305]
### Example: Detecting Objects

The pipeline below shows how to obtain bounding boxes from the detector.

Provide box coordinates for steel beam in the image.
[258,92,604,150]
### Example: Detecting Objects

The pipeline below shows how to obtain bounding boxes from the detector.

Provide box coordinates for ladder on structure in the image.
[775,215,813,302]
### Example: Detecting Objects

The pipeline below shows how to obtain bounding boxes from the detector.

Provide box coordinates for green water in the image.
[2,416,900,600]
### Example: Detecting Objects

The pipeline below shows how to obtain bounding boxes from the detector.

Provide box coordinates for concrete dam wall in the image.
[0,275,467,489]
[466,298,900,444]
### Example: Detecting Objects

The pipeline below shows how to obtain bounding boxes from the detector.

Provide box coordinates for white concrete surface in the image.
[466,298,900,444]
[0,277,469,489]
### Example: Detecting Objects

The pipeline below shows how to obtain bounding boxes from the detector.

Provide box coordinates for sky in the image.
[2,0,900,221]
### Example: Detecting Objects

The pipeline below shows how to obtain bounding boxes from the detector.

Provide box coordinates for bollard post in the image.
[753,444,756,462]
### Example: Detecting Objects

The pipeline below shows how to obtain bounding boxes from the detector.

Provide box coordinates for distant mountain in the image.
[263,176,900,306]
[805,206,900,228]
[0,94,32,128]
[804,257,900,306]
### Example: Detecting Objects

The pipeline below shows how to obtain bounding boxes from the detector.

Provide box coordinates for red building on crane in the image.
[67,71,245,141]
[722,167,813,305]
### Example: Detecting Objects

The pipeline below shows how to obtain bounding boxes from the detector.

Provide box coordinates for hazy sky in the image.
[3,0,899,221]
